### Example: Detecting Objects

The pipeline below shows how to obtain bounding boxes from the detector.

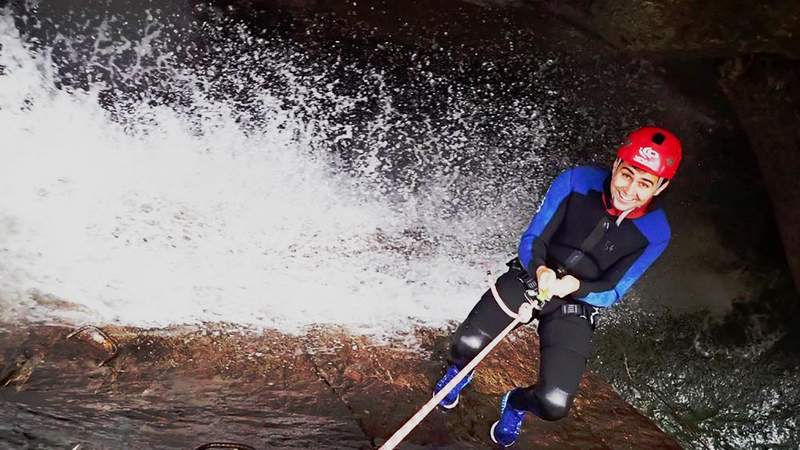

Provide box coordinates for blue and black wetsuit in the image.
[448,166,670,421]
[519,165,670,307]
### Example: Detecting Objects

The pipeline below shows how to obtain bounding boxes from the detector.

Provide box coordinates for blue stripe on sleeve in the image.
[518,169,574,271]
[633,208,671,244]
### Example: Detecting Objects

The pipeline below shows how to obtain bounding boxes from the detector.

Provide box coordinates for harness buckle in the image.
[561,303,599,330]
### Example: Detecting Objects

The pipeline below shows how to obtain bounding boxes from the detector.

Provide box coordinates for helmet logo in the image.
[633,146,661,172]
[638,147,659,160]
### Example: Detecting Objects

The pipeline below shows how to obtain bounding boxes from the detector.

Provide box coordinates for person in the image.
[433,126,682,447]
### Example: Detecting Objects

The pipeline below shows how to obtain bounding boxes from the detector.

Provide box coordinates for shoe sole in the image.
[489,421,514,448]
[433,391,459,410]
[433,370,474,411]
[490,390,518,448]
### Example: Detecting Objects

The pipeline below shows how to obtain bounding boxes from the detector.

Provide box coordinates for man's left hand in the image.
[552,275,580,298]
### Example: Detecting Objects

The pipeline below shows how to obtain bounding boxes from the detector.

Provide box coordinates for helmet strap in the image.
[654,179,669,196]
[615,208,633,227]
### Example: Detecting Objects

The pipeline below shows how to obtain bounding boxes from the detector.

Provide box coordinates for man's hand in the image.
[535,267,581,300]
[552,274,580,298]
[535,265,557,300]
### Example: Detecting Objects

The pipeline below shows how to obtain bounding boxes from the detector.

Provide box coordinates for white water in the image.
[0,11,552,335]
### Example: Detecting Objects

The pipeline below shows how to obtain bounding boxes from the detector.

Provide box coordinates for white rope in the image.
[488,274,524,320]
[378,274,535,450]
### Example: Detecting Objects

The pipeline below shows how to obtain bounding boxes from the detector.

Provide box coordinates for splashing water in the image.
[0,7,556,335]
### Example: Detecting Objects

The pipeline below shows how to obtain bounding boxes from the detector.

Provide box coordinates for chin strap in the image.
[654,178,669,195]
[615,208,634,227]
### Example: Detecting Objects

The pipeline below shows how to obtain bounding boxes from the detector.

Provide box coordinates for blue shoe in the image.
[490,389,526,447]
[433,364,474,409]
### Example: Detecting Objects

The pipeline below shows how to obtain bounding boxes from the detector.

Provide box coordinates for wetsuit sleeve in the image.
[518,169,573,274]
[573,239,668,307]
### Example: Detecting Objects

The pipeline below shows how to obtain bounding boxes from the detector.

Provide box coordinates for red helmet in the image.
[616,127,682,179]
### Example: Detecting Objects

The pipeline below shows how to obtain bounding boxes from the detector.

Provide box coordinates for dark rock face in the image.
[0,323,679,449]
[718,56,800,294]
[586,0,800,57]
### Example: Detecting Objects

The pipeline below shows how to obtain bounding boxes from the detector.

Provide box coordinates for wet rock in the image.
[584,0,800,58]
[29,291,92,314]
[195,443,256,450]
[0,352,42,389]
[0,323,678,449]
[66,325,120,366]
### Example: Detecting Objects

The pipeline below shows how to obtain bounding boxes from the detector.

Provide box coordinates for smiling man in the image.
[432,126,682,447]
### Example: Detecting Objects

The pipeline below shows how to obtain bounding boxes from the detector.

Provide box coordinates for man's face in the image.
[610,161,662,210]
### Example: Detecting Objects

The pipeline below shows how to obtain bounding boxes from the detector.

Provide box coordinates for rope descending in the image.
[378,272,546,450]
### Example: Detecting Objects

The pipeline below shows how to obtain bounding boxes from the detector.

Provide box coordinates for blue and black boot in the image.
[490,389,526,447]
[433,364,474,409]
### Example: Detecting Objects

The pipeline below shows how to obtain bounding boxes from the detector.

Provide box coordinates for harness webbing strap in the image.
[563,215,612,271]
